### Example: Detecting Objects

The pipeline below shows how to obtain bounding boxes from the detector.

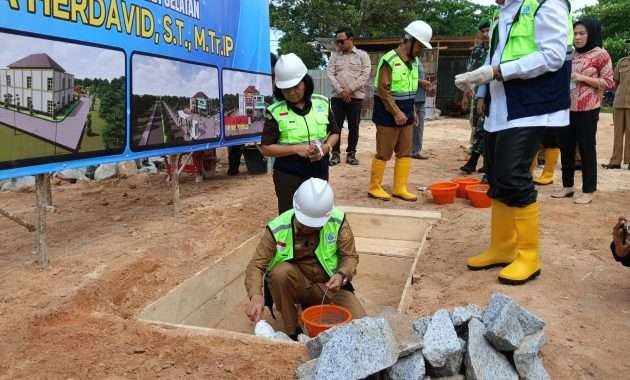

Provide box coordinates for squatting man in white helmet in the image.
[245,178,366,339]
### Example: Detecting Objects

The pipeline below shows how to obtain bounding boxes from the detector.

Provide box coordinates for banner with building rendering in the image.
[0,0,271,179]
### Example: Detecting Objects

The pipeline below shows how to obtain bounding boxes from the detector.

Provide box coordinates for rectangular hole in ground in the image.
[138,207,439,336]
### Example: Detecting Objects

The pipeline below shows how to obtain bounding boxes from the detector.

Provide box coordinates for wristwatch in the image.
[336,271,348,285]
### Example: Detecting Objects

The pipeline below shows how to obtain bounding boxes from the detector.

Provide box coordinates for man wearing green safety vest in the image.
[245,178,365,339]
[455,0,573,285]
[368,20,433,202]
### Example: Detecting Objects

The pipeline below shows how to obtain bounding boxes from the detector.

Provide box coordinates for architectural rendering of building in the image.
[190,91,209,115]
[239,85,265,119]
[0,53,75,115]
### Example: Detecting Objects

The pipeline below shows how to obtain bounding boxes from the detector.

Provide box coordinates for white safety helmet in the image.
[274,53,308,89]
[404,20,433,49]
[293,178,335,228]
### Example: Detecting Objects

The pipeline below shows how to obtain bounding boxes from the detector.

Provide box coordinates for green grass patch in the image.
[0,123,70,163]
[78,97,107,153]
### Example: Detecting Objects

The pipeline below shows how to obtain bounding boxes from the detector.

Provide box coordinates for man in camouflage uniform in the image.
[461,21,491,174]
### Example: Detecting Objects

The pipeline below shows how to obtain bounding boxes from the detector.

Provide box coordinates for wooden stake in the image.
[0,207,35,232]
[35,174,49,270]
[169,154,181,213]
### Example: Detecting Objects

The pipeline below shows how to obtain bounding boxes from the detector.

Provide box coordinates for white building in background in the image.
[0,53,75,115]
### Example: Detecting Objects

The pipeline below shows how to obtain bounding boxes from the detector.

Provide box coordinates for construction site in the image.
[1,114,629,379]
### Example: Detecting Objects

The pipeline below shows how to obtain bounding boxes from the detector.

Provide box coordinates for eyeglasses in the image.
[336,39,349,45]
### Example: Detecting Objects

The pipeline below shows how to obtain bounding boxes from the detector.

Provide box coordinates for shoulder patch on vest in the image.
[325,232,337,244]
[268,101,286,113]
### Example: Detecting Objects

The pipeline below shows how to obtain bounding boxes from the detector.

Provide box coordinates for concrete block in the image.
[515,304,545,336]
[422,309,463,377]
[482,293,545,337]
[55,168,89,182]
[4,176,36,191]
[387,350,425,380]
[378,307,423,358]
[514,332,550,380]
[313,317,399,380]
[465,319,519,380]
[482,292,512,326]
[296,359,317,380]
[117,160,138,177]
[484,302,525,351]
[95,164,118,181]
[412,316,431,338]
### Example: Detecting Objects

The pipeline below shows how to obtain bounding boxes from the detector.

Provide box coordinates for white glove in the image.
[455,65,495,91]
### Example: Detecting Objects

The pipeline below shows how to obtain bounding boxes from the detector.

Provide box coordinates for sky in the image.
[222,70,272,96]
[132,55,219,98]
[0,32,124,80]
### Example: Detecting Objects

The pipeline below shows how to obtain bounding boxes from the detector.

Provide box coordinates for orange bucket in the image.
[301,304,352,337]
[466,184,491,208]
[452,177,481,198]
[428,182,458,205]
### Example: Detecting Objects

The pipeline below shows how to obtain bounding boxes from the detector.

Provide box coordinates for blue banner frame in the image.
[0,0,270,180]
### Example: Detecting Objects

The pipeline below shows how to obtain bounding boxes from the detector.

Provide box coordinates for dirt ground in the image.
[1,113,629,379]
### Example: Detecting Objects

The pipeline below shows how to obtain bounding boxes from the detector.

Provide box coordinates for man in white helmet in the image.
[245,178,365,339]
[368,20,432,202]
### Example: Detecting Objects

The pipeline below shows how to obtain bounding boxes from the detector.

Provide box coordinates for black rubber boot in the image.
[460,153,480,174]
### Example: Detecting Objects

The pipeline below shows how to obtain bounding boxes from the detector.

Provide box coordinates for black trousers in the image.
[331,97,362,154]
[541,128,560,148]
[272,169,329,214]
[485,127,546,207]
[228,145,244,173]
[559,109,599,193]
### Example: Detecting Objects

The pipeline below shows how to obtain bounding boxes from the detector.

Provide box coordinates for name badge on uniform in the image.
[326,233,337,244]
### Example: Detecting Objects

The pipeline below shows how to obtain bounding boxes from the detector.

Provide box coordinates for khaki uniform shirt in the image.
[613,57,630,109]
[245,219,359,298]
[327,46,371,99]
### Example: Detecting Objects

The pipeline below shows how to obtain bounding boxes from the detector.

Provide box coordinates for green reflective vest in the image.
[490,0,573,63]
[266,208,345,277]
[267,95,329,145]
[373,50,419,101]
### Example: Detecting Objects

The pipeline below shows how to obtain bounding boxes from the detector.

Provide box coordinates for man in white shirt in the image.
[327,27,371,166]
[455,0,572,285]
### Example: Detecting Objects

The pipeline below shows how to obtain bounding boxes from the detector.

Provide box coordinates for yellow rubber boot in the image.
[392,157,417,201]
[467,200,517,270]
[368,158,391,201]
[533,148,559,185]
[499,202,541,285]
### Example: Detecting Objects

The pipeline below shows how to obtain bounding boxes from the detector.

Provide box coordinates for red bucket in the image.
[452,176,481,198]
[301,304,352,337]
[466,184,491,208]
[428,182,458,205]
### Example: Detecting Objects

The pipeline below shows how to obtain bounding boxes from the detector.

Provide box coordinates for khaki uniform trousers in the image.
[375,125,413,161]
[609,108,630,165]
[268,262,366,335]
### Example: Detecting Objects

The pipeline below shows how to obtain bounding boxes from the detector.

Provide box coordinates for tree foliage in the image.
[271,0,493,68]
[581,0,630,65]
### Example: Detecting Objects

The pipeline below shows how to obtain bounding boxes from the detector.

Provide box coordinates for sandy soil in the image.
[1,113,629,379]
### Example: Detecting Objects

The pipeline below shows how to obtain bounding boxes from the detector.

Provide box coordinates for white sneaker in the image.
[551,187,574,198]
[574,193,593,204]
